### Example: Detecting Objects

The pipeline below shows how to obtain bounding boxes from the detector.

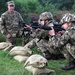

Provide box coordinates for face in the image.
[8,5,15,13]
[62,22,72,30]
[40,19,45,25]
[40,19,49,26]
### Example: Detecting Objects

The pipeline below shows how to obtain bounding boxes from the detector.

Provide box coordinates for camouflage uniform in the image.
[0,1,23,45]
[52,13,75,70]
[24,12,62,59]
[48,34,64,56]
[24,29,49,55]
[37,12,53,51]
[39,12,63,59]
[59,13,75,62]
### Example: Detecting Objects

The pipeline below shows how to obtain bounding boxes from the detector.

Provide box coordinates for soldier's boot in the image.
[43,50,52,60]
[60,61,75,70]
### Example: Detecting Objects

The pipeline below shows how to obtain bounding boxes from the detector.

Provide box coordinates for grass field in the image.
[0,33,75,75]
[0,50,75,75]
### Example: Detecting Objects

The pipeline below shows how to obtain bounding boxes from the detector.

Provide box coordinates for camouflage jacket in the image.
[52,23,75,58]
[37,22,54,40]
[0,11,23,36]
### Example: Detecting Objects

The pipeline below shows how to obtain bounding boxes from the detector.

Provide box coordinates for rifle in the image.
[17,22,32,45]
[19,22,32,37]
[30,21,64,32]
[19,22,64,37]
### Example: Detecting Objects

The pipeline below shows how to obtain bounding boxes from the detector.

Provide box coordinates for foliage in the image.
[0,0,10,15]
[72,4,75,12]
[38,0,75,10]
[0,33,6,42]
[54,0,74,10]
[13,0,39,23]
[13,0,59,23]
[0,1,75,75]
[35,2,58,14]
[0,0,75,23]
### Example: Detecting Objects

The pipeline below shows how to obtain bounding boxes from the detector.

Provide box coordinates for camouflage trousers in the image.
[59,44,75,62]
[6,36,16,45]
[22,36,30,46]
[21,31,31,46]
[36,39,50,52]
[24,38,61,56]
[24,38,49,52]
[5,31,18,45]
[24,38,38,48]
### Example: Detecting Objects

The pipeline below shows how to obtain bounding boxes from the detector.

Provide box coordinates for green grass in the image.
[0,33,6,42]
[0,33,75,75]
[0,50,75,75]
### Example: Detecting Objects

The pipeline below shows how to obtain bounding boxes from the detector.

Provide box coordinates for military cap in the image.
[60,13,75,24]
[7,1,15,6]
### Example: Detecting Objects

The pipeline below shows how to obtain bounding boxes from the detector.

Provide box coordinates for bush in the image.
[0,33,6,42]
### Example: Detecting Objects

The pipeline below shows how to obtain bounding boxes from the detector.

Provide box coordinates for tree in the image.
[38,0,74,10]
[0,0,9,15]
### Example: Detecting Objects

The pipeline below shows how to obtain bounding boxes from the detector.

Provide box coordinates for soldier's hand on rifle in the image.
[56,31,62,36]
[36,28,41,31]
[49,29,55,36]
[6,33,12,39]
[25,25,32,29]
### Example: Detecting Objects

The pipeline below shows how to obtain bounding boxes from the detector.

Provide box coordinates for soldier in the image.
[24,12,59,60]
[37,12,56,59]
[0,1,24,46]
[51,13,75,70]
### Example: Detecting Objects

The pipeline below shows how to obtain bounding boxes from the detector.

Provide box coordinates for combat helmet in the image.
[38,12,54,24]
[60,13,75,24]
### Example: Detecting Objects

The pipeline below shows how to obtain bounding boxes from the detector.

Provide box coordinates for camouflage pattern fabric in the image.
[38,12,54,25]
[0,11,23,45]
[52,23,75,62]
[7,1,15,6]
[60,13,75,24]
[24,11,60,57]
[0,11,23,36]
[49,13,75,62]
